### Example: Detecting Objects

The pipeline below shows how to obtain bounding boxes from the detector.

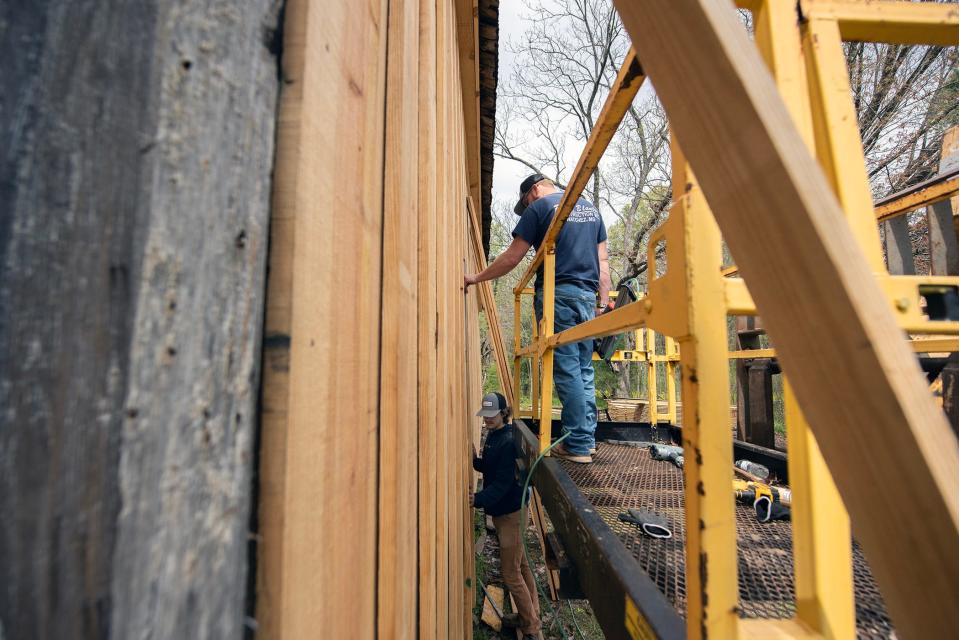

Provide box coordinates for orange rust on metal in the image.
[875,168,959,222]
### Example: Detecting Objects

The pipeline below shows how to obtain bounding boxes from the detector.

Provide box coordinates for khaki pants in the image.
[492,507,541,636]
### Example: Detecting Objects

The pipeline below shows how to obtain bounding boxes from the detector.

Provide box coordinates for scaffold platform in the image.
[518,421,896,639]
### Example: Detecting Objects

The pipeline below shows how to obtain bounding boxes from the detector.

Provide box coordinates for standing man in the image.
[471,392,542,640]
[465,174,610,464]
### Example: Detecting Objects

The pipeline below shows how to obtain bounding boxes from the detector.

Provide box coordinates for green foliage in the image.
[773,375,786,436]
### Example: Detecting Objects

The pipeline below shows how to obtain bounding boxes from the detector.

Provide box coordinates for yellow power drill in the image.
[733,479,792,522]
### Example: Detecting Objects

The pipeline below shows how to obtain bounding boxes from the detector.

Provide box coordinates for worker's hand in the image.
[464,274,477,291]
[596,299,614,316]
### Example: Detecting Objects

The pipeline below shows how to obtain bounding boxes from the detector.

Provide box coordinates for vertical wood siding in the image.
[255,0,484,636]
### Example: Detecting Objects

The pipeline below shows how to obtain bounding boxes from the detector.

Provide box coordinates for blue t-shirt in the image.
[512,191,607,291]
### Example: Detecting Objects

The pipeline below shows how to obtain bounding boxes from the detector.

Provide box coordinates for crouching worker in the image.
[471,392,542,640]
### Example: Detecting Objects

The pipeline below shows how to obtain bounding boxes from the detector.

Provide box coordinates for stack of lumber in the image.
[605,398,738,426]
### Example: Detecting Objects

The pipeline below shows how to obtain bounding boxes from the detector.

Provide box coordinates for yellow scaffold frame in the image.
[506,1,959,638]
[515,289,680,425]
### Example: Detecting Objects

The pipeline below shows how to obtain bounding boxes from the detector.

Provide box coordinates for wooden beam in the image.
[416,0,439,634]
[378,0,420,633]
[746,359,775,449]
[928,188,959,276]
[514,50,646,293]
[274,0,389,635]
[455,0,483,215]
[255,0,307,632]
[611,1,959,638]
[434,1,452,632]
[467,196,515,405]
[941,354,959,438]
[735,360,750,440]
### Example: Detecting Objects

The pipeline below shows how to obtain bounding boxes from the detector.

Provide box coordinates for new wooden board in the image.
[417,0,440,635]
[481,584,505,631]
[274,0,388,637]
[379,0,421,634]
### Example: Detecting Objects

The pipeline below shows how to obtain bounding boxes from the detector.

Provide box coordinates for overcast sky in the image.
[490,1,620,225]
[491,0,529,212]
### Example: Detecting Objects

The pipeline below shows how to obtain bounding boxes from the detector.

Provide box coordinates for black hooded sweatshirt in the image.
[472,423,524,517]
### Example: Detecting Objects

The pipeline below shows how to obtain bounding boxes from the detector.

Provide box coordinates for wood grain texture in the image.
[112,0,283,627]
[435,0,452,633]
[612,1,959,636]
[272,0,388,636]
[455,0,483,215]
[255,0,309,634]
[468,195,515,405]
[417,0,441,635]
[0,2,282,638]
[379,0,421,633]
[3,0,483,636]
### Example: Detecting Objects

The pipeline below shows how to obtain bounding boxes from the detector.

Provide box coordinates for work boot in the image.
[551,443,592,464]
[500,613,520,629]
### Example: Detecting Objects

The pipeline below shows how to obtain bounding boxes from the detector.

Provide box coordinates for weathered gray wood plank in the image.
[883,217,916,275]
[0,1,282,638]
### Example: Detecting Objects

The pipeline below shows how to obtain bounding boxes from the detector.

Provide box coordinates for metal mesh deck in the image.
[560,442,894,638]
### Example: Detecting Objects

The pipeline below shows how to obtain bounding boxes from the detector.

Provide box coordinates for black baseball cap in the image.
[476,392,508,417]
[513,173,547,215]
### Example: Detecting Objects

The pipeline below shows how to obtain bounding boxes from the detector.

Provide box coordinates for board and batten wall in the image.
[254,0,485,637]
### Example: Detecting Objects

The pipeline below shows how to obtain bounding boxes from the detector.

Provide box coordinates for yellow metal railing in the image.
[516,290,680,426]
[501,1,959,638]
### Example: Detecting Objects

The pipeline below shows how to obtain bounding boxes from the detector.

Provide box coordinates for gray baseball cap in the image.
[476,392,508,417]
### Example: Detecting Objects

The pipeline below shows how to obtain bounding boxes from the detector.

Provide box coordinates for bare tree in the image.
[845,32,959,195]
[492,0,957,398]
[601,96,672,284]
[496,0,627,196]
[494,0,673,400]
[495,0,670,283]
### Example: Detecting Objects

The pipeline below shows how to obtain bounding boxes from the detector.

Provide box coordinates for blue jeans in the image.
[534,283,598,456]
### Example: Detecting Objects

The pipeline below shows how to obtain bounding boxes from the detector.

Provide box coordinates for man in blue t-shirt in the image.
[465,174,610,463]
